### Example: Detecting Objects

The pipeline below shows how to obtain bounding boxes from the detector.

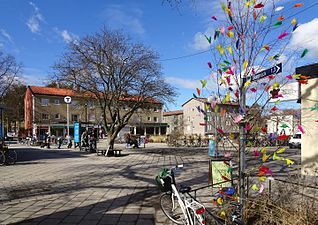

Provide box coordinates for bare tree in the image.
[0,51,21,98]
[53,28,177,149]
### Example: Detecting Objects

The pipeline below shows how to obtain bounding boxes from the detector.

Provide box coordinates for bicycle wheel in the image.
[6,150,17,165]
[0,151,5,166]
[160,193,187,224]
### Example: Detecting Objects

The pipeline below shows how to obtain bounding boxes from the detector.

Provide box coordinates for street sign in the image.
[64,96,72,104]
[252,63,282,81]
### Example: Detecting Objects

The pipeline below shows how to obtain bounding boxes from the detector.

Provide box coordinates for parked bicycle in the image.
[156,165,206,225]
[156,164,244,225]
[0,144,17,166]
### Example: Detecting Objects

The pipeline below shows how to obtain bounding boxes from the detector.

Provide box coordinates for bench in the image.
[112,149,122,156]
[97,147,122,157]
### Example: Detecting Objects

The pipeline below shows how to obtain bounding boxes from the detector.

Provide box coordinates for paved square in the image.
[0,144,213,225]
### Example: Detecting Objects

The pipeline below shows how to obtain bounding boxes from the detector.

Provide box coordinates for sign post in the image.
[64,96,72,137]
[239,63,283,216]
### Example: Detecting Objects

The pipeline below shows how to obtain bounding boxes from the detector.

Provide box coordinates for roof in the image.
[182,97,239,107]
[182,98,207,106]
[28,86,161,104]
[296,63,318,79]
[163,110,183,116]
[29,86,79,97]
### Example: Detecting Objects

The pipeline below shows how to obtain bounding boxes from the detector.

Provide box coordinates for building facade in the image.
[162,110,183,135]
[182,98,206,135]
[180,98,239,136]
[24,86,167,139]
[296,63,318,175]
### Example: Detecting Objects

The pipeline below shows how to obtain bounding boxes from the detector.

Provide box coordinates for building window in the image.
[187,116,190,122]
[71,100,79,109]
[154,107,158,112]
[54,113,60,119]
[87,101,94,109]
[154,117,158,122]
[41,98,49,106]
[88,114,95,121]
[42,113,49,120]
[71,114,80,122]
[148,117,151,121]
[54,99,60,105]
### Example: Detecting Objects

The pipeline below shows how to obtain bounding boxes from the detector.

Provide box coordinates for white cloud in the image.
[0,29,13,44]
[191,27,214,50]
[289,18,318,58]
[102,5,145,35]
[165,76,199,89]
[26,2,45,33]
[54,28,79,43]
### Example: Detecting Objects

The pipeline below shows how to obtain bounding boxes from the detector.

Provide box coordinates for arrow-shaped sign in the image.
[252,63,282,81]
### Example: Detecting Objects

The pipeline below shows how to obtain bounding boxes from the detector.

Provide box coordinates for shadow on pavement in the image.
[12,148,93,164]
[9,188,157,225]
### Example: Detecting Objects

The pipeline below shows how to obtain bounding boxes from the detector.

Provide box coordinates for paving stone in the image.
[136,219,155,225]
[62,215,84,223]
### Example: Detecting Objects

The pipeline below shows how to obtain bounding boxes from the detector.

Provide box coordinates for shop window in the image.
[72,114,80,122]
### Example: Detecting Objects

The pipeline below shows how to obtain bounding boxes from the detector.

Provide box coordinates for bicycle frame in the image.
[167,167,206,225]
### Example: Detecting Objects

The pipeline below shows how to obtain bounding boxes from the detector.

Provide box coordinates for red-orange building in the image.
[24,86,167,139]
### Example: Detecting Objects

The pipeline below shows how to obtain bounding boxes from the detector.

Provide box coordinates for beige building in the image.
[296,63,318,175]
[182,98,206,135]
[181,98,240,136]
[24,86,167,139]
[162,110,183,135]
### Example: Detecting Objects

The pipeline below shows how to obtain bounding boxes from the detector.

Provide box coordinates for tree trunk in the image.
[106,124,126,151]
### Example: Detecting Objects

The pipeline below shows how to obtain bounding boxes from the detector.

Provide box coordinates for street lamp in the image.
[64,96,72,136]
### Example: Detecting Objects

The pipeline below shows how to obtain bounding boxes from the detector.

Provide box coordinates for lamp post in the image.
[64,96,72,136]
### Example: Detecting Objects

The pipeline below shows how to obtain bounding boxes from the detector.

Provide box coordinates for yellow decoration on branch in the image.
[285,158,294,167]
[217,44,225,55]
[251,184,259,191]
[262,153,270,162]
[227,46,233,55]
[243,79,251,88]
[276,147,286,154]
[243,60,248,69]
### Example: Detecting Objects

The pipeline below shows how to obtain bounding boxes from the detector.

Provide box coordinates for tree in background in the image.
[3,83,26,136]
[0,51,21,98]
[53,28,176,150]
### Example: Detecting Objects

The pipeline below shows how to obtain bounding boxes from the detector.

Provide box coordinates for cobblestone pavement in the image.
[0,143,214,225]
[0,143,302,225]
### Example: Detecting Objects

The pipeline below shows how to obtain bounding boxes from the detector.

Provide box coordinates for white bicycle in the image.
[156,165,206,225]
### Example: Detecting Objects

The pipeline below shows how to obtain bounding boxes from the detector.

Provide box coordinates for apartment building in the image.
[24,86,167,138]
[181,98,239,136]
[162,110,183,135]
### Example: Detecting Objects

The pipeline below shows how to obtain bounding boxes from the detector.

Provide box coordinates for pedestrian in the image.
[66,135,72,148]
[57,136,62,149]
[46,132,51,149]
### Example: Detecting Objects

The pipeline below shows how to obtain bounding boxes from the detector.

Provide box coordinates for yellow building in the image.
[296,63,318,175]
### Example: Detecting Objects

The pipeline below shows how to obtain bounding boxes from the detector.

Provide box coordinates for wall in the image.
[163,113,183,135]
[301,77,318,175]
[182,99,205,135]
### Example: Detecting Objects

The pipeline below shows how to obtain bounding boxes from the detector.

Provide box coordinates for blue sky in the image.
[0,0,318,110]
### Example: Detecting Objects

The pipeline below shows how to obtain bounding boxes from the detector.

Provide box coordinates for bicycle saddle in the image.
[179,186,191,193]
